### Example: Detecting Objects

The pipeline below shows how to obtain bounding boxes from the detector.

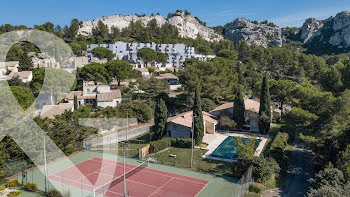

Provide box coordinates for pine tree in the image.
[73,95,78,110]
[258,74,271,134]
[153,98,168,140]
[193,86,204,145]
[233,89,245,129]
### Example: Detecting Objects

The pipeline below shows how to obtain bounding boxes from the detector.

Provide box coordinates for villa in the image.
[87,41,216,70]
[7,71,33,83]
[65,81,122,108]
[167,111,218,138]
[210,97,281,132]
[0,61,19,80]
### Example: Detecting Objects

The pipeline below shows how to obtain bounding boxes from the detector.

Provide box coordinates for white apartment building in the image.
[87,41,215,70]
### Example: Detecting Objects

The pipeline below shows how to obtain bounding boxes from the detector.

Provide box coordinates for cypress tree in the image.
[258,74,271,134]
[233,89,245,129]
[193,86,204,145]
[73,95,78,110]
[153,98,168,140]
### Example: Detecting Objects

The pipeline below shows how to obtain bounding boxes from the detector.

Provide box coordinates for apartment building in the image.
[87,41,215,70]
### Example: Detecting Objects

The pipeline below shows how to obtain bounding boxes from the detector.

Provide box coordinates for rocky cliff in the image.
[300,11,350,53]
[223,17,283,47]
[78,10,223,42]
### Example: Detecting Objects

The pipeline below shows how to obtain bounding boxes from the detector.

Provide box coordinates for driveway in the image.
[263,132,314,197]
[84,124,151,148]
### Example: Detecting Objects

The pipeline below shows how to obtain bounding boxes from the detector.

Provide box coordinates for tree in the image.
[269,80,296,112]
[252,156,280,183]
[137,48,157,66]
[18,53,33,71]
[92,21,109,40]
[337,145,350,180]
[308,166,348,197]
[91,47,114,61]
[10,86,35,110]
[217,49,237,60]
[196,45,213,55]
[74,95,78,110]
[153,98,168,140]
[233,89,245,129]
[258,74,271,134]
[79,63,111,83]
[105,60,136,86]
[193,85,204,145]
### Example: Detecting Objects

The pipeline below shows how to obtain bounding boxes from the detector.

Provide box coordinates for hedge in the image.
[268,132,289,168]
[149,138,192,153]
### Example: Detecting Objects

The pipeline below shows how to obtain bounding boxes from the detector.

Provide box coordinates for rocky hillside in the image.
[222,17,283,47]
[78,10,223,42]
[299,11,350,54]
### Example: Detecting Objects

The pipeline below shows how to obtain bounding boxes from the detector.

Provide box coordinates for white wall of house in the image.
[97,98,121,108]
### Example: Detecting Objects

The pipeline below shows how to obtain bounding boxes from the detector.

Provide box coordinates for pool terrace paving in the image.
[202,132,268,162]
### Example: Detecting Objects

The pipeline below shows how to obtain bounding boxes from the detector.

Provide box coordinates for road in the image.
[84,124,151,148]
[263,133,314,197]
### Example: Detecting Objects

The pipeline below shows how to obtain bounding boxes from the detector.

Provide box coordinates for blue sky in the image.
[1,0,350,28]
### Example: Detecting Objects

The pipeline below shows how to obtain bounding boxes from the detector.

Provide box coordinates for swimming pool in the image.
[210,136,261,159]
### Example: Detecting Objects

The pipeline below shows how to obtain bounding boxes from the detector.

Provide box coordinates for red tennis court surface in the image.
[48,157,209,197]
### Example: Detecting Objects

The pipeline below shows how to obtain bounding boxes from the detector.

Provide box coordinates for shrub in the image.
[171,138,192,148]
[0,186,5,191]
[8,190,22,197]
[6,179,20,187]
[249,183,262,193]
[47,189,63,197]
[268,132,289,168]
[150,138,172,153]
[232,159,252,178]
[252,157,280,183]
[149,137,193,153]
[22,182,37,192]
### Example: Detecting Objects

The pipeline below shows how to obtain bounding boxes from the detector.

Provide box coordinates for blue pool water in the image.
[210,136,261,159]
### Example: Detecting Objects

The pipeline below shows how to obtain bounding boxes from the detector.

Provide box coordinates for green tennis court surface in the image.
[16,150,244,197]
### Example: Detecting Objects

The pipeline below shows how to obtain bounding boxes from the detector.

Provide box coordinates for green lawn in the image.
[94,133,151,158]
[151,147,232,176]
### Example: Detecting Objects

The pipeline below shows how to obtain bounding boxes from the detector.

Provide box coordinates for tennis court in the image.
[48,157,209,197]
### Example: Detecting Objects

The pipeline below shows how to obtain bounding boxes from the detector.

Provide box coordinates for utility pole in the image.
[123,109,129,197]
[191,114,196,168]
[43,132,48,193]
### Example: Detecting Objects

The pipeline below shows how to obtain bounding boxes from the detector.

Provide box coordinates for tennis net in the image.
[93,160,149,197]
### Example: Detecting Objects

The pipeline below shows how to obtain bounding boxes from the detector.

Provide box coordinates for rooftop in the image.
[40,103,73,119]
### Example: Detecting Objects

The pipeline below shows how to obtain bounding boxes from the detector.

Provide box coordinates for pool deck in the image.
[202,132,268,162]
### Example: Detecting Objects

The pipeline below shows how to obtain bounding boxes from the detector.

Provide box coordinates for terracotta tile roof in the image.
[0,61,19,68]
[156,73,178,80]
[136,67,149,72]
[211,98,281,115]
[96,90,122,102]
[168,111,218,128]
[7,71,32,80]
[65,91,83,100]
[40,103,73,119]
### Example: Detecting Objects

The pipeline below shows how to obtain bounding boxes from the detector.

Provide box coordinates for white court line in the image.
[90,157,208,185]
[148,177,174,197]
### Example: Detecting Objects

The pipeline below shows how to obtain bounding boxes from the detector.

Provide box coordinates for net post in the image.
[93,188,96,197]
